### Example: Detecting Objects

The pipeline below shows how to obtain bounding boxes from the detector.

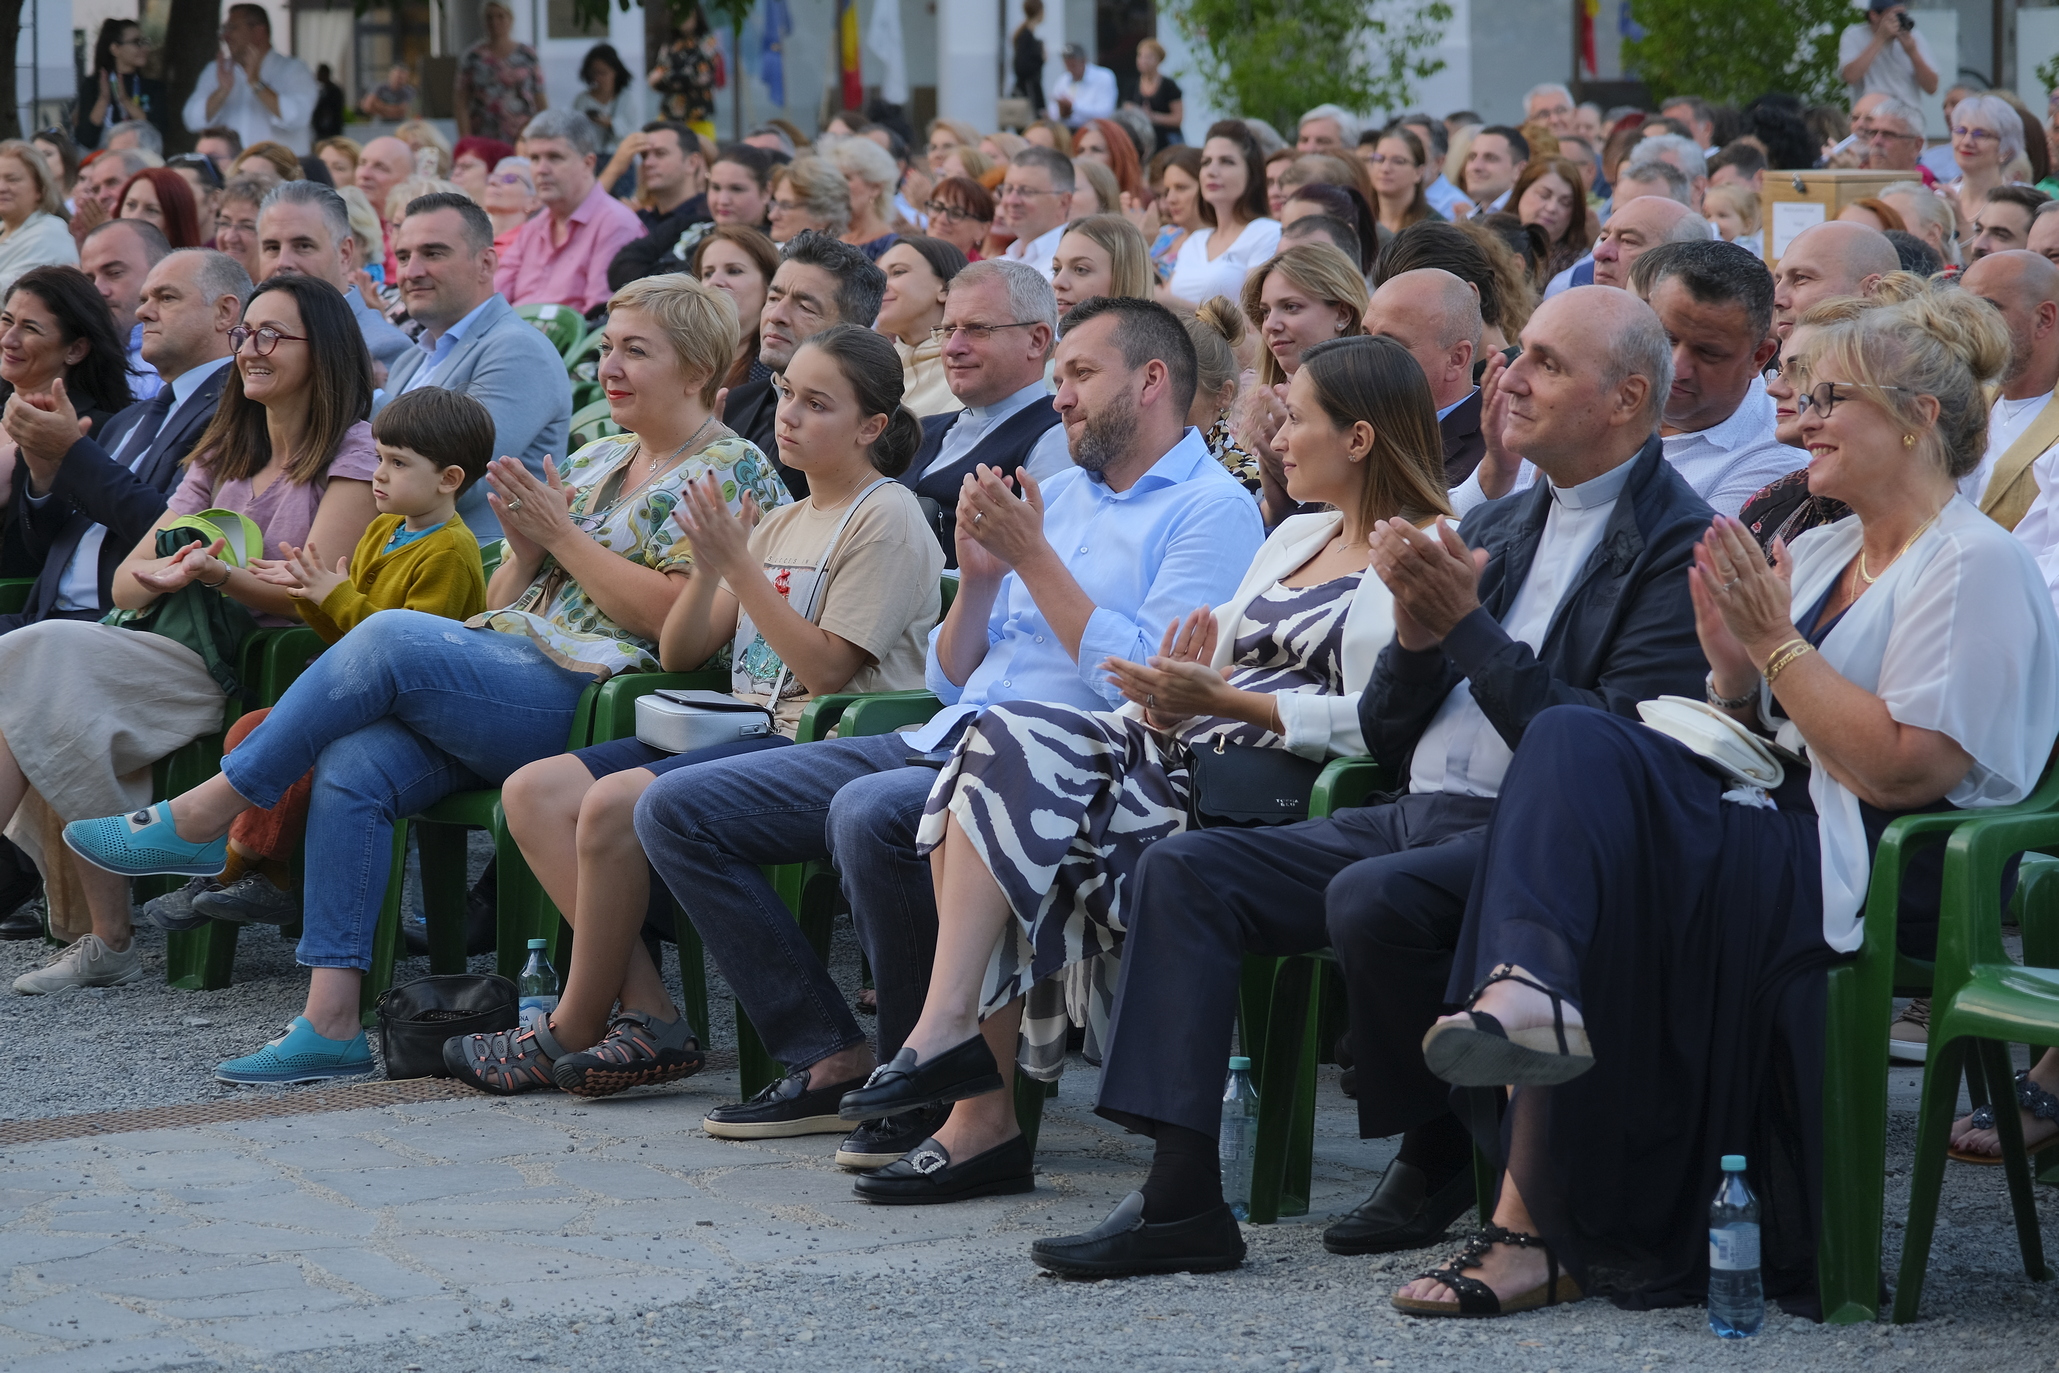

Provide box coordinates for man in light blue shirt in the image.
[635,297,1262,1175]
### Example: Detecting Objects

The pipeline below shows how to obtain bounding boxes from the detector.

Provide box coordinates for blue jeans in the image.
[220,610,592,970]
[633,731,942,1070]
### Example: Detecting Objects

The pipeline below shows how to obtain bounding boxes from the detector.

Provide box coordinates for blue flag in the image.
[762,0,792,108]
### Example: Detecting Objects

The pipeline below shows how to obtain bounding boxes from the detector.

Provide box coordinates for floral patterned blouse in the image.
[457,42,545,144]
[1206,414,1263,498]
[469,430,790,678]
[652,36,720,126]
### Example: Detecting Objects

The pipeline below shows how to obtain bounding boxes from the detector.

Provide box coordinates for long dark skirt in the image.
[1450,705,1844,1310]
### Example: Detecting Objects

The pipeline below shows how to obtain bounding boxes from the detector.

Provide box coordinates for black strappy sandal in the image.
[1391,1225,1584,1319]
[1951,1069,2059,1165]
[1421,967,1594,1088]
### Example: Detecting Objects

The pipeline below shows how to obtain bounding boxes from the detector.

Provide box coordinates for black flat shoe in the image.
[0,903,44,941]
[1030,1191,1245,1277]
[851,1133,1034,1205]
[1323,1159,1476,1255]
[837,1035,1001,1121]
[1422,968,1593,1088]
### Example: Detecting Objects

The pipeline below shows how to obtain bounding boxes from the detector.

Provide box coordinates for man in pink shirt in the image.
[493,109,642,313]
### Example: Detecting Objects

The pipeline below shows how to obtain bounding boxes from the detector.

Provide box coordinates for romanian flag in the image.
[1581,0,1600,76]
[836,0,863,111]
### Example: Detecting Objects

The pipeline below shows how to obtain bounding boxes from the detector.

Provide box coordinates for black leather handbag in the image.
[1185,740,1327,829]
[374,973,519,1079]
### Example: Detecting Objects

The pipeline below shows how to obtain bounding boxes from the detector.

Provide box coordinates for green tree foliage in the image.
[1623,0,1854,106]
[1164,0,1455,135]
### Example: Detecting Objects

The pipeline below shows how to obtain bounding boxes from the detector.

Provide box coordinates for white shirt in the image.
[180,48,320,156]
[1424,176,1471,219]
[124,322,162,402]
[1838,22,1939,112]
[1408,457,1635,797]
[1166,218,1282,306]
[1658,383,1807,518]
[1049,65,1118,127]
[2013,443,2059,605]
[46,355,232,612]
[1003,222,1066,282]
[921,378,1073,485]
[1962,390,2056,503]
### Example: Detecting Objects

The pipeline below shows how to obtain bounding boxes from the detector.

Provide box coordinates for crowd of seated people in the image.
[14,85,2059,1335]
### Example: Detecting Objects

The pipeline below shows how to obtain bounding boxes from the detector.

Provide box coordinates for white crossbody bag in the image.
[635,479,893,754]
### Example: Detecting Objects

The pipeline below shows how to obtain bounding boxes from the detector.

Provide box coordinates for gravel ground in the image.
[3,858,2057,1372]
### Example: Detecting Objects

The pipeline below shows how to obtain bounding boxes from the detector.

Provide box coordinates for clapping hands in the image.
[1103,607,1227,731]
[250,541,351,605]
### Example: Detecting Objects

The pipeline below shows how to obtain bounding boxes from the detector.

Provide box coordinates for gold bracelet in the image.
[1763,640,1815,686]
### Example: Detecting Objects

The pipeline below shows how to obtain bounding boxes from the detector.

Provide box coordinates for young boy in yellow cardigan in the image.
[143,388,495,931]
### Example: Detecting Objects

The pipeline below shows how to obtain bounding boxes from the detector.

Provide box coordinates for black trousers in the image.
[1095,791,1495,1142]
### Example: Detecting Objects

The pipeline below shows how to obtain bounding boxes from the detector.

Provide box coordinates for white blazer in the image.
[1115,510,1392,760]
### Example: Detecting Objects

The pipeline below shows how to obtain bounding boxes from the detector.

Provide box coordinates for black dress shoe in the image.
[851,1132,1034,1205]
[835,1102,949,1170]
[837,1035,1001,1121]
[1321,1159,1476,1255]
[1030,1191,1245,1277]
[0,904,44,940]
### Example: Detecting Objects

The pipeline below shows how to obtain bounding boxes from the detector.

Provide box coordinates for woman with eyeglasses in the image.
[1945,94,2026,228]
[76,20,168,153]
[921,176,994,260]
[210,177,267,284]
[1386,283,2059,1319]
[0,274,379,999]
[874,235,969,417]
[768,157,851,248]
[1165,121,1281,310]
[1364,126,1438,239]
[482,156,541,254]
[59,274,793,1080]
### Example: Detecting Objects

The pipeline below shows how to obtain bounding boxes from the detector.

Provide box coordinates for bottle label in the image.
[518,995,558,1028]
[1709,1224,1759,1271]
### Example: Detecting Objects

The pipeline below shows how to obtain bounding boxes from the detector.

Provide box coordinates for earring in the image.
[1903,434,1916,448]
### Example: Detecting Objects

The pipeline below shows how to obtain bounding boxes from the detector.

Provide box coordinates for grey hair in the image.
[1242,118,1287,158]
[165,247,254,310]
[1879,179,1960,264]
[1597,292,1674,429]
[745,123,797,156]
[1011,145,1075,193]
[819,135,897,224]
[259,180,352,248]
[1525,83,1574,110]
[522,107,599,158]
[1298,104,1360,143]
[777,156,853,236]
[218,174,270,212]
[1616,159,1693,206]
[105,120,163,156]
[100,147,155,180]
[1954,94,2025,168]
[1872,96,1925,135]
[491,155,534,194]
[1629,133,1707,182]
[1666,210,1713,244]
[951,258,1059,356]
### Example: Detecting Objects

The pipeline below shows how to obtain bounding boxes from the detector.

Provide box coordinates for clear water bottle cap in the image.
[1228,1056,1251,1071]
[526,938,547,950]
[1721,1154,1747,1171]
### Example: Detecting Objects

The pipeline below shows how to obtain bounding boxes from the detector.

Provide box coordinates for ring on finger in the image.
[505,497,524,513]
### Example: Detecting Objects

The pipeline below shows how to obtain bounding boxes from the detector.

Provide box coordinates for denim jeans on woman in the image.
[219,609,592,970]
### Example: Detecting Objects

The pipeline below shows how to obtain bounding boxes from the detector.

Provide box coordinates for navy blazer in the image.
[5,363,229,626]
[1358,435,1714,778]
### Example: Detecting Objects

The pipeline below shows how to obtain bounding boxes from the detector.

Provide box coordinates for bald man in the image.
[355,135,414,276]
[1592,197,1710,289]
[1959,251,2059,528]
[1544,186,1704,297]
[1770,221,1898,338]
[1362,268,1485,483]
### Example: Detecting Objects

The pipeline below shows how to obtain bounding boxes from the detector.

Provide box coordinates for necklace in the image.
[1856,509,1941,585]
[614,416,716,510]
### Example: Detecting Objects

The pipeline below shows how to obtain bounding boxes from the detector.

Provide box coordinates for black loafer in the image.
[1322,1159,1477,1255]
[0,903,45,941]
[835,1103,949,1170]
[851,1132,1034,1205]
[703,1068,869,1140]
[1030,1191,1245,1277]
[837,1035,1002,1121]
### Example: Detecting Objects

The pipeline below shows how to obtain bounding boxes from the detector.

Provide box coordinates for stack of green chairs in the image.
[568,399,623,450]
[515,303,588,356]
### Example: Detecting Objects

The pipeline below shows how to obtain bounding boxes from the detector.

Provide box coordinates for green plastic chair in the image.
[1884,801,2059,1321]
[564,325,605,380]
[569,399,623,449]
[0,578,33,615]
[515,302,587,356]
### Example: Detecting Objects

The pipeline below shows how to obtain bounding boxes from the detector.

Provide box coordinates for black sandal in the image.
[1951,1069,2059,1165]
[1391,1225,1584,1318]
[1421,967,1594,1088]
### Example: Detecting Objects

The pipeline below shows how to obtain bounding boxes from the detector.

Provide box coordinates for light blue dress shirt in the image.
[401,296,495,393]
[908,425,1265,750]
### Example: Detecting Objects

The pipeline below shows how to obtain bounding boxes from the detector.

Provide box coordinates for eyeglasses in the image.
[1953,126,2002,143]
[214,216,258,235]
[229,324,309,356]
[923,200,986,225]
[487,173,530,187]
[771,198,805,214]
[1795,381,1913,418]
[998,183,1063,201]
[930,321,1041,345]
[1762,353,1788,380]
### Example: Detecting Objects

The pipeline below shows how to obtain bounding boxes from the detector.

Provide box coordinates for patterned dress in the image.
[918,571,1363,1074]
[458,42,545,144]
[652,36,720,127]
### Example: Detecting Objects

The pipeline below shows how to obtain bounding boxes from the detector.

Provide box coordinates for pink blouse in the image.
[165,421,378,625]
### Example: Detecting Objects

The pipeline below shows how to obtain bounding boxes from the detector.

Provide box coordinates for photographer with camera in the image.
[1840,2,1940,109]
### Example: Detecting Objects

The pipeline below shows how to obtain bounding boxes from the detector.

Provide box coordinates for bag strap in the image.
[766,477,894,704]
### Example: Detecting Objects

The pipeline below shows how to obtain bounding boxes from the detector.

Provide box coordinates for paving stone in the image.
[0,1335,216,1373]
[545,1157,711,1201]
[176,1192,381,1237]
[301,1249,449,1303]
[0,1291,165,1340]
[294,1162,529,1205]
[192,1295,476,1355]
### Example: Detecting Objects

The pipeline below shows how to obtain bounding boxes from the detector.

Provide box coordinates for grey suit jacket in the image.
[377,293,573,538]
[347,286,413,367]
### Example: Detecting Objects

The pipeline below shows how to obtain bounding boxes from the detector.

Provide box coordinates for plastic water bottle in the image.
[1219,1056,1260,1222]
[1708,1154,1764,1337]
[517,938,558,1029]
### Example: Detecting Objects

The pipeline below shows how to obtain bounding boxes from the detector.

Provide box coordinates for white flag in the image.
[865,0,909,104]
